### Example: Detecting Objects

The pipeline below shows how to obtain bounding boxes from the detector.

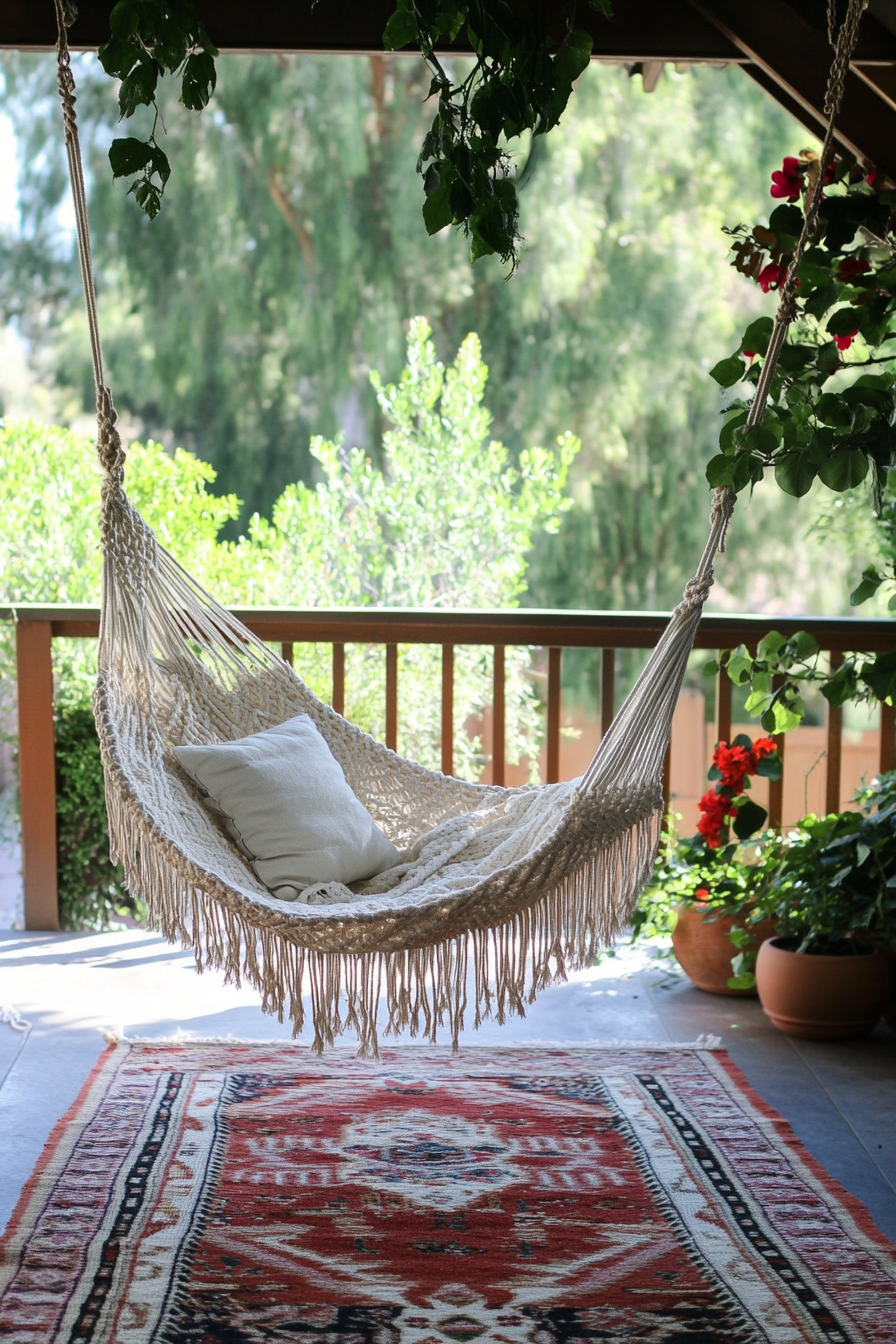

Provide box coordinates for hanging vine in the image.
[80,0,610,261]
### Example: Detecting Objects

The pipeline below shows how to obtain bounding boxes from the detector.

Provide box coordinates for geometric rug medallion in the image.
[1,1043,895,1343]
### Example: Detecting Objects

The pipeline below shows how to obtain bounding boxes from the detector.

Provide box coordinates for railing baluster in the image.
[825,649,843,814]
[547,646,561,784]
[441,644,454,776]
[768,674,786,828]
[716,654,732,745]
[880,699,896,774]
[385,643,398,751]
[281,641,294,667]
[332,643,345,716]
[601,648,615,736]
[492,645,505,786]
[16,619,59,931]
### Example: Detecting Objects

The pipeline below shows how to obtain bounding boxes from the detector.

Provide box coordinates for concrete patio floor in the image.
[1,928,894,1246]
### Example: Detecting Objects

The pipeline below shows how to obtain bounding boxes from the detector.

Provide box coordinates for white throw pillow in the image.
[173,714,400,899]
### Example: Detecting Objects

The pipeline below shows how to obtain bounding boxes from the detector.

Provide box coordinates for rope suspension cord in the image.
[46,0,870,1054]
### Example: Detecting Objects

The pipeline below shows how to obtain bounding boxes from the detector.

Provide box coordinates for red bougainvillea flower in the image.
[822,161,837,187]
[866,167,878,189]
[834,329,859,351]
[694,887,709,899]
[758,262,788,293]
[697,788,735,848]
[712,742,753,793]
[837,256,872,283]
[743,349,756,363]
[770,156,803,201]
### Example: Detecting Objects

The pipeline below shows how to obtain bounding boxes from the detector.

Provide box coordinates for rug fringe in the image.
[102,1033,724,1052]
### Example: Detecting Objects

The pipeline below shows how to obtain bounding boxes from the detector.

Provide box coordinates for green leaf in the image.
[860,650,896,702]
[768,203,802,238]
[774,452,816,497]
[850,566,885,606]
[709,356,746,388]
[382,7,419,49]
[705,455,733,488]
[727,971,757,991]
[818,450,868,492]
[740,317,773,356]
[757,630,786,659]
[827,305,867,337]
[422,182,453,235]
[108,136,152,179]
[815,392,853,429]
[726,646,753,685]
[733,797,768,840]
[756,753,782,780]
[181,52,217,111]
[770,699,803,733]
[791,629,819,660]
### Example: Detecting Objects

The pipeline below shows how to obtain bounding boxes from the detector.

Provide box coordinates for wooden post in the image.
[385,644,398,751]
[331,643,345,716]
[441,644,454,777]
[768,674,786,829]
[546,647,561,784]
[825,650,843,815]
[716,655,732,745]
[880,699,896,775]
[281,641,294,667]
[492,645,505,786]
[16,619,59,930]
[601,648,615,737]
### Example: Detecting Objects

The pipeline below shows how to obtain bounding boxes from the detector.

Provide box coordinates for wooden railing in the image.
[3,603,896,931]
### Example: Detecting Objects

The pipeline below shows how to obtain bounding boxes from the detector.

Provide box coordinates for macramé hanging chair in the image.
[49,0,866,1052]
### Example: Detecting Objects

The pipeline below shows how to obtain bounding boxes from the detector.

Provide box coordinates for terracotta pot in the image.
[671,904,778,996]
[755,937,893,1040]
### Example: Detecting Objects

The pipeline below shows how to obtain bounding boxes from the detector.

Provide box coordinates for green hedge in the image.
[55,700,146,930]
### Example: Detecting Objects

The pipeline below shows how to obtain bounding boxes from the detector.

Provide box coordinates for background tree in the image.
[0,53,822,625]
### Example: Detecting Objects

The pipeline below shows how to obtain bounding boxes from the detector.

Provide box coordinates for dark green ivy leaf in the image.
[709,356,746,388]
[732,797,769,840]
[817,449,868,492]
[108,136,153,179]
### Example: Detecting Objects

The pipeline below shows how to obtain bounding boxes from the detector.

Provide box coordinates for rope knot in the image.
[96,386,126,480]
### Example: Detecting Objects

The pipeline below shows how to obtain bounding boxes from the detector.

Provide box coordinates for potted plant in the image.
[633,734,783,994]
[754,773,896,1039]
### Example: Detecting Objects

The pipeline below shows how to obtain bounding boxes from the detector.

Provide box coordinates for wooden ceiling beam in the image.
[2,0,742,59]
[690,0,896,179]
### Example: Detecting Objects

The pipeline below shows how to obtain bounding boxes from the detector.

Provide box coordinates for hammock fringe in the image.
[106,770,660,1057]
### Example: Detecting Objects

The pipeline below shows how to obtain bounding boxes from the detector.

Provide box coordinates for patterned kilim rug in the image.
[1,1043,895,1343]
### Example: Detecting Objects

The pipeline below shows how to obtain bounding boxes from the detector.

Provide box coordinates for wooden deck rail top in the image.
[4,604,896,651]
[4,603,895,933]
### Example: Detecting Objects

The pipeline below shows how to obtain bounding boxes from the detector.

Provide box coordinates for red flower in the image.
[750,737,777,766]
[743,349,756,363]
[838,256,872,283]
[694,887,709,899]
[770,156,803,201]
[866,167,878,189]
[758,262,788,293]
[834,329,859,351]
[822,161,836,187]
[696,787,735,848]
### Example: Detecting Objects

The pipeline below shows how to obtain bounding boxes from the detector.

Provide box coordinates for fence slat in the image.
[716,656,732,745]
[385,644,398,751]
[880,699,896,774]
[16,620,59,931]
[332,643,345,716]
[546,647,561,784]
[826,650,843,814]
[441,644,454,777]
[768,675,786,829]
[492,645,505,786]
[601,648,615,736]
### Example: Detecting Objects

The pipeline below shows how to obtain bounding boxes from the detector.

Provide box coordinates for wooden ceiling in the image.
[4,1,896,180]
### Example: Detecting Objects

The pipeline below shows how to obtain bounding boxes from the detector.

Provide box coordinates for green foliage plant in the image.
[705,152,896,732]
[759,769,896,956]
[383,0,610,266]
[633,823,786,991]
[54,694,142,928]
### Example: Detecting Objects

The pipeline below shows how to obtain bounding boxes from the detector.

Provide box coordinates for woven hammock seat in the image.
[50,0,864,1052]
